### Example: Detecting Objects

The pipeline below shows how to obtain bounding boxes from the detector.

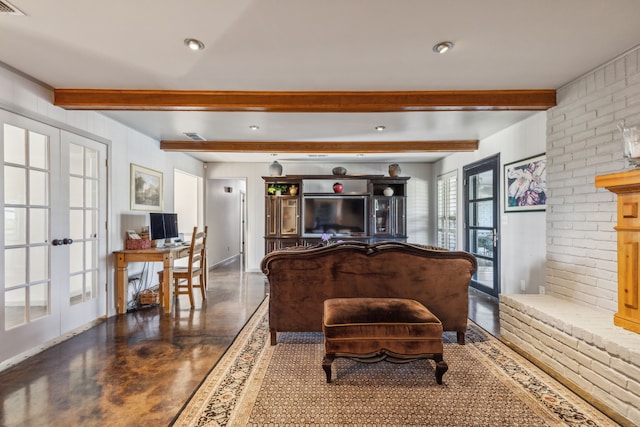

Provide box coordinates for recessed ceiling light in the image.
[433,41,453,54]
[375,125,386,131]
[184,38,205,51]
[249,125,260,130]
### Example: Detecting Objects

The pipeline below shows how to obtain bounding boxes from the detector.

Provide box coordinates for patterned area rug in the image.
[172,298,618,427]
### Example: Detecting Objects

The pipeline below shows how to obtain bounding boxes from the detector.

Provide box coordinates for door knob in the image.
[52,238,73,245]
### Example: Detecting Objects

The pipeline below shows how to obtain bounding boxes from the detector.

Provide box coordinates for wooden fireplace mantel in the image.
[596,169,640,334]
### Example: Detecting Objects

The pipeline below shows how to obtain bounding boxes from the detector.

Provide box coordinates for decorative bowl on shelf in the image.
[383,187,394,197]
[332,166,347,175]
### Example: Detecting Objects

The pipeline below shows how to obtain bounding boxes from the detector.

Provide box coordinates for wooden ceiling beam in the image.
[160,140,479,153]
[54,89,556,112]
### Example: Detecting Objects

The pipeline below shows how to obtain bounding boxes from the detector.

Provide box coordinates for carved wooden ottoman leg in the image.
[322,354,335,383]
[457,331,465,345]
[270,330,277,346]
[434,354,448,385]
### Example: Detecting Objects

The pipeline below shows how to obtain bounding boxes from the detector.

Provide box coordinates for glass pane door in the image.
[0,113,108,365]
[59,131,107,333]
[1,115,62,363]
[280,198,298,235]
[373,197,390,235]
[464,155,500,297]
[68,142,99,304]
[394,197,406,237]
[3,124,52,329]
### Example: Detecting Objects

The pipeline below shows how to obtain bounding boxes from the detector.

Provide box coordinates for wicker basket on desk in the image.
[138,289,159,305]
[126,239,151,250]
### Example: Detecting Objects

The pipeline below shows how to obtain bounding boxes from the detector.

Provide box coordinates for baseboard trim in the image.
[0,317,106,373]
[210,254,240,269]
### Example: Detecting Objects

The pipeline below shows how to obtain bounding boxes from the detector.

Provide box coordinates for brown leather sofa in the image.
[261,241,478,345]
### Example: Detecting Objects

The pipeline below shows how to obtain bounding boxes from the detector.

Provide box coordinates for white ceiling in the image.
[1,0,640,163]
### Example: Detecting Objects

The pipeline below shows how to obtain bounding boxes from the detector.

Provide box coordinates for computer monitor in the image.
[149,213,179,244]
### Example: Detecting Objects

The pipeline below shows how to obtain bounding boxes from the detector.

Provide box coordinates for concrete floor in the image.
[0,257,499,427]
[468,287,500,337]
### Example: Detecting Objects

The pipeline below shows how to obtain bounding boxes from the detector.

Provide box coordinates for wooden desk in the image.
[114,246,190,315]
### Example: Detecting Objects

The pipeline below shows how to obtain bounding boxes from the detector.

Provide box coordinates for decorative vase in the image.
[383,187,394,197]
[333,182,343,193]
[618,120,640,167]
[389,163,401,177]
[332,166,347,175]
[269,161,283,176]
[289,185,298,196]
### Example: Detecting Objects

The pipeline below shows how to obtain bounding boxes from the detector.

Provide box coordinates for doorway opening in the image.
[206,178,247,271]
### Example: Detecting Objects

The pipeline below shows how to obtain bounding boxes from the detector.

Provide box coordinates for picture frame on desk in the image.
[504,153,547,212]
[130,163,163,211]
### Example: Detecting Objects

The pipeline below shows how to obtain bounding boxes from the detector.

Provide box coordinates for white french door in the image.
[1,111,107,364]
[59,130,108,332]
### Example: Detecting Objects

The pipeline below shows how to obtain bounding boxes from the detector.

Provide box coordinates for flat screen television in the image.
[303,196,367,237]
[149,212,179,242]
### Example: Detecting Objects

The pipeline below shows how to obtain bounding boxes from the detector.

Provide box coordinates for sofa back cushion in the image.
[262,242,477,333]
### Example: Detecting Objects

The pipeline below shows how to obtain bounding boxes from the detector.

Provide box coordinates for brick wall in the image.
[504,46,640,425]
[546,46,640,313]
[501,294,640,425]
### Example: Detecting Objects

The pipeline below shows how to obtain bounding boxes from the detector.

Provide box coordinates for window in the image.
[437,171,457,250]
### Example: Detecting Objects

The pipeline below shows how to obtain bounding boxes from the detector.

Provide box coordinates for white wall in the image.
[546,46,640,313]
[0,64,204,316]
[434,112,548,295]
[174,169,201,236]
[205,161,433,272]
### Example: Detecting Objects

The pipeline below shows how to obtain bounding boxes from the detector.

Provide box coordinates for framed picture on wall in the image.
[130,163,163,211]
[504,153,547,212]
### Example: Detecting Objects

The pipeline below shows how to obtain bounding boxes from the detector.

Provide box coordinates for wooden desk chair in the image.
[171,226,207,307]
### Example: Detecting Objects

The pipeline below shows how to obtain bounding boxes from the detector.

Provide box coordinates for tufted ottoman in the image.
[322,297,448,384]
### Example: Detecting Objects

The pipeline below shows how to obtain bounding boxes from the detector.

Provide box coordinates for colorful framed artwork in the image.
[130,163,163,211]
[504,153,547,212]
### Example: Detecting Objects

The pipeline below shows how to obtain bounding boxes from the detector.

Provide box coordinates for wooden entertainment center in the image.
[263,175,409,253]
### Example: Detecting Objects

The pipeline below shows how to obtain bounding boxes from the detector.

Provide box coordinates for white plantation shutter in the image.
[437,171,457,250]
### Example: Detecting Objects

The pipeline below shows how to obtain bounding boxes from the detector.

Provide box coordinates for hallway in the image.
[0,259,498,426]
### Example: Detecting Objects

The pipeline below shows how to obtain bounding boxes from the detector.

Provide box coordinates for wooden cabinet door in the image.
[393,197,407,237]
[265,197,278,236]
[280,197,299,235]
